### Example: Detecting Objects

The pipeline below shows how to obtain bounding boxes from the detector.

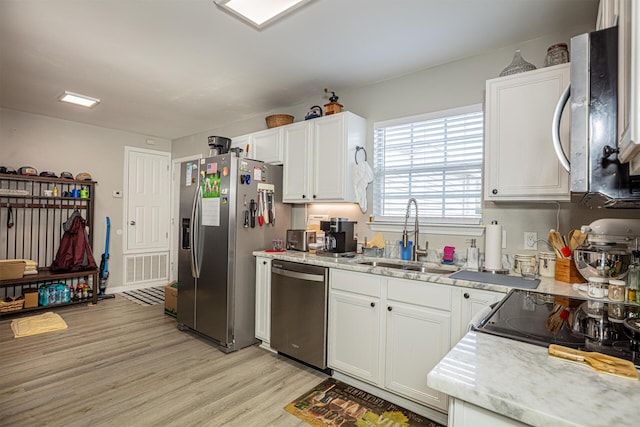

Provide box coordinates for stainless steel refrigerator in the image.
[177,154,290,352]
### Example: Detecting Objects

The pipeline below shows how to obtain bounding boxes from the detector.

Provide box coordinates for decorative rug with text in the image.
[284,378,445,427]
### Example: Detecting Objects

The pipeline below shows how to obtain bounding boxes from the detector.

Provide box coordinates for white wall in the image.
[0,108,171,289]
[172,23,640,261]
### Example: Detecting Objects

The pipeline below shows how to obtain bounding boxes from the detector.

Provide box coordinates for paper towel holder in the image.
[482,220,509,275]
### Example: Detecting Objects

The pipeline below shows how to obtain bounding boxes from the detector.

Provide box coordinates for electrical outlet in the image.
[524,232,537,250]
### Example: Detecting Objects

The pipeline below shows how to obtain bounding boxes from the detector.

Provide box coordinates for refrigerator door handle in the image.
[190,182,202,278]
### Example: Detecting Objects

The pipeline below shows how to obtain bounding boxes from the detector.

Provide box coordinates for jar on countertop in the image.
[538,251,556,278]
[514,253,537,278]
[587,276,608,299]
[608,279,626,302]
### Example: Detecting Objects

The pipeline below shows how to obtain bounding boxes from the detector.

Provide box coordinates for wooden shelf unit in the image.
[0,174,99,316]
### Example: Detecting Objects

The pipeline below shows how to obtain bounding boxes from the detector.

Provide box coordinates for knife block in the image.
[555,258,587,283]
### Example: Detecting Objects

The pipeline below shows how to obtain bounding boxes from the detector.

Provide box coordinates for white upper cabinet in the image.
[231,127,283,165]
[282,112,367,203]
[484,63,571,201]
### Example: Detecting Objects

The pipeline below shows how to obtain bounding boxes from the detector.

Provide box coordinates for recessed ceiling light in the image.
[214,0,312,29]
[58,91,101,108]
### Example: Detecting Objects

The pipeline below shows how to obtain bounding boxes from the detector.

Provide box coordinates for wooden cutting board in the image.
[549,344,638,380]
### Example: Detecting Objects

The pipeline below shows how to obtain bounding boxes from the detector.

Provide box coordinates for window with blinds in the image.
[373,104,483,222]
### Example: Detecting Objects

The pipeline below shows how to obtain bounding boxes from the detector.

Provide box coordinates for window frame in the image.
[368,104,485,236]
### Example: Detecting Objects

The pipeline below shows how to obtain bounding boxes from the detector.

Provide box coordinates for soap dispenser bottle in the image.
[466,239,479,271]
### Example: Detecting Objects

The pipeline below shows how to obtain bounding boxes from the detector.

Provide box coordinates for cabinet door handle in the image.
[387,306,393,312]
[464,292,470,299]
[130,220,136,226]
[492,189,498,195]
[370,302,375,307]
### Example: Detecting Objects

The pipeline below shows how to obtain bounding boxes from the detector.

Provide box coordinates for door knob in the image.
[130,220,136,225]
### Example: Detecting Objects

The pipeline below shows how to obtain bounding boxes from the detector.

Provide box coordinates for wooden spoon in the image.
[548,230,566,258]
[549,344,639,380]
[569,229,587,252]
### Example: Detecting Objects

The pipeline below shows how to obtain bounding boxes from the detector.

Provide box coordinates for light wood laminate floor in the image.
[0,295,327,426]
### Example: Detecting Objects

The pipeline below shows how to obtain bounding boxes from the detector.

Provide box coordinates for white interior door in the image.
[125,147,171,252]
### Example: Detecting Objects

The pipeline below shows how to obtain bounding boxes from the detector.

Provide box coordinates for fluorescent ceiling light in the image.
[58,91,100,108]
[214,0,312,29]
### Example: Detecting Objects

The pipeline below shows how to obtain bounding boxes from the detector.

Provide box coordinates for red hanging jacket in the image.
[51,212,97,272]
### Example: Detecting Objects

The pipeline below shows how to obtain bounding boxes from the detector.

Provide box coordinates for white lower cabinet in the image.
[328,270,452,412]
[450,399,528,427]
[455,287,503,343]
[255,256,271,345]
[385,278,451,412]
[328,269,383,385]
[329,290,383,384]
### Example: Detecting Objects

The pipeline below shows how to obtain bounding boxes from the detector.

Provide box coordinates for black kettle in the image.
[305,106,323,120]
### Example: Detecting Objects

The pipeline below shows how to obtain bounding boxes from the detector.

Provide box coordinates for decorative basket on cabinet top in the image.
[266,114,294,128]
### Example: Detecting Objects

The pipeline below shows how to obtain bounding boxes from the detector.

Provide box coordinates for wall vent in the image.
[124,252,169,286]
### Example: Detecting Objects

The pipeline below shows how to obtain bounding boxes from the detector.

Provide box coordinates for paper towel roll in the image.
[485,222,503,270]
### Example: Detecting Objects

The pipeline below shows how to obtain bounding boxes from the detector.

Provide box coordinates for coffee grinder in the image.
[320,217,357,256]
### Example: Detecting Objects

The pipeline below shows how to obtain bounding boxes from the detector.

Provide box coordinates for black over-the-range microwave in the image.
[552,7,640,208]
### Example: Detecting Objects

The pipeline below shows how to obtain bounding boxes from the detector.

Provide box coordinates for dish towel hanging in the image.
[352,160,374,213]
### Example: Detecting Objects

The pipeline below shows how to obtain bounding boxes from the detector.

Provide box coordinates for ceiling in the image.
[0,0,599,140]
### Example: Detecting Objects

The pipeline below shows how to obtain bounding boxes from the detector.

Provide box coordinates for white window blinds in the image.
[373,105,483,221]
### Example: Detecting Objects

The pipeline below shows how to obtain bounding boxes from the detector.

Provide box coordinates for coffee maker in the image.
[320,218,357,256]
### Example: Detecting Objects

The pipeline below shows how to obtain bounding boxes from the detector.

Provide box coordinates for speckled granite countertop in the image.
[427,331,639,427]
[254,250,584,298]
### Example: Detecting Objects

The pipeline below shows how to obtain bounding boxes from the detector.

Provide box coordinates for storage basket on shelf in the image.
[0,296,25,313]
[0,260,26,280]
[265,114,294,128]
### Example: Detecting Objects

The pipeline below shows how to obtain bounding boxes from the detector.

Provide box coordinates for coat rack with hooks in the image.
[0,174,99,314]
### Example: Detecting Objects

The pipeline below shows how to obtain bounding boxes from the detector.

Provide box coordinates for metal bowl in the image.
[573,248,631,280]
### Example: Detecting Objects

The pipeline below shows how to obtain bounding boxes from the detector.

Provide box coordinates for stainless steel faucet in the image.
[402,198,428,261]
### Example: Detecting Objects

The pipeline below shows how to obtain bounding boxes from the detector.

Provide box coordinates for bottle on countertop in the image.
[628,250,639,302]
[466,239,479,271]
[52,185,58,197]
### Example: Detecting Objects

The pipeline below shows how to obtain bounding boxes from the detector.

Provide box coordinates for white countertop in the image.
[427,331,639,427]
[254,250,586,298]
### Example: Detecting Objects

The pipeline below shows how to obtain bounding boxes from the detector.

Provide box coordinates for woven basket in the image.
[266,114,294,128]
[0,297,25,313]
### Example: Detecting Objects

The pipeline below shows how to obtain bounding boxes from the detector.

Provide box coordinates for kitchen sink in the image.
[356,260,456,274]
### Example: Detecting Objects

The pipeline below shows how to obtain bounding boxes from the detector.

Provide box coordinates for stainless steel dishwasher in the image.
[271,260,328,370]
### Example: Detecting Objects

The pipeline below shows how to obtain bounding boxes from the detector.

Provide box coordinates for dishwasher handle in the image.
[272,266,325,282]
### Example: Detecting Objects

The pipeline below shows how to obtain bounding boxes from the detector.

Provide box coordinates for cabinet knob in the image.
[302,194,306,199]
[313,195,317,199]
[387,306,393,312]
[370,302,375,307]
[464,292,470,299]
[263,261,267,265]
[130,220,136,226]
[492,189,498,195]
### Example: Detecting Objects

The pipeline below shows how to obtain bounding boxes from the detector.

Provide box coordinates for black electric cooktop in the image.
[473,289,640,368]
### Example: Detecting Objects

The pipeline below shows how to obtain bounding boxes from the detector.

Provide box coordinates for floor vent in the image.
[124,252,169,286]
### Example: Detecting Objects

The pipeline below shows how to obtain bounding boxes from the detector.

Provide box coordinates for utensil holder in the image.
[555,258,587,283]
